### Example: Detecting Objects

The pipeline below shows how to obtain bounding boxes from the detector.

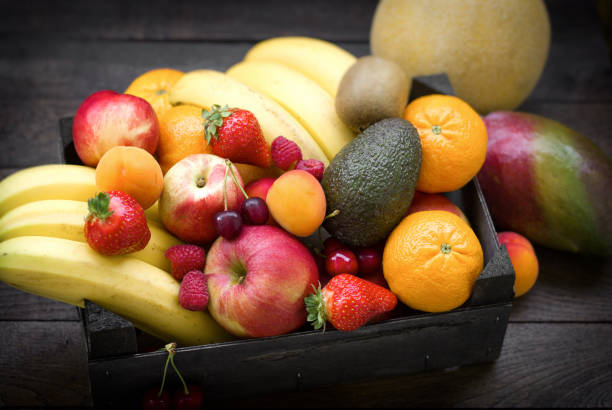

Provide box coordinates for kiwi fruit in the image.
[335,55,409,133]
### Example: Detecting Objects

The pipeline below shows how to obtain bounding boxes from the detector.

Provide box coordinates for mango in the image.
[477,112,612,256]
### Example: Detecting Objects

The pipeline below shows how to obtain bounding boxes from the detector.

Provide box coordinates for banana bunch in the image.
[0,164,232,346]
[168,36,357,162]
[0,236,233,346]
[230,36,358,159]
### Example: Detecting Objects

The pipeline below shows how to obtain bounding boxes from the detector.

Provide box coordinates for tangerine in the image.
[157,104,213,175]
[382,210,484,312]
[403,94,487,193]
[125,68,184,118]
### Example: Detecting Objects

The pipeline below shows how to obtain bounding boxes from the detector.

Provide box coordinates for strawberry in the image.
[202,104,271,168]
[165,244,206,281]
[84,191,151,256]
[305,273,398,332]
[178,270,209,311]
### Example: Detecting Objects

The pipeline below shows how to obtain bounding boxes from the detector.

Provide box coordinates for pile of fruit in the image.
[2,29,610,357]
[0,36,544,348]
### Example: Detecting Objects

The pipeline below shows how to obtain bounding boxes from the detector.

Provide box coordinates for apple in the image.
[158,154,245,245]
[73,90,159,166]
[205,225,319,338]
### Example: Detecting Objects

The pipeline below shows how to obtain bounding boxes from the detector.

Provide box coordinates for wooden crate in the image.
[59,74,515,408]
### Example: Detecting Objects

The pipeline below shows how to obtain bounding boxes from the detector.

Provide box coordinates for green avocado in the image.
[322,117,422,247]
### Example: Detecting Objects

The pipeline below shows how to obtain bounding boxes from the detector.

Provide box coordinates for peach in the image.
[95,146,163,210]
[498,231,539,297]
[407,191,469,224]
[266,170,326,237]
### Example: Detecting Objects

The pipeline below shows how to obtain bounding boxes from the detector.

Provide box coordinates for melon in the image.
[370,0,551,114]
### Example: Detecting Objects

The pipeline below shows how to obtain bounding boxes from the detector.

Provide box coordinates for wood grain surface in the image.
[0,0,610,407]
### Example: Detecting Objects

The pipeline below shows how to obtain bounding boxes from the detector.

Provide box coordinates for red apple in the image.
[158,154,245,245]
[73,90,159,166]
[204,225,319,338]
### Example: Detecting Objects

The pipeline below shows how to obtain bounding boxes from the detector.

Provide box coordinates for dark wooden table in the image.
[1,1,611,407]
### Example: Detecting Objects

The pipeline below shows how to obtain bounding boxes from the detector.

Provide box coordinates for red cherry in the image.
[323,237,345,257]
[357,247,382,275]
[325,248,359,276]
[142,387,171,410]
[173,384,204,410]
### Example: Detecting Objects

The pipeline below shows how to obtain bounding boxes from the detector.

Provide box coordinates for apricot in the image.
[266,170,326,237]
[498,231,539,298]
[95,146,163,210]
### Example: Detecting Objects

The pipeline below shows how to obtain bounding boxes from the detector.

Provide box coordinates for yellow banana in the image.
[0,199,182,272]
[0,164,97,216]
[244,36,357,98]
[168,69,329,165]
[0,163,162,220]
[0,236,233,346]
[227,61,355,159]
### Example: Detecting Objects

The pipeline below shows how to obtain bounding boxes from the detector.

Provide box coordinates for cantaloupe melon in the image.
[370,0,551,114]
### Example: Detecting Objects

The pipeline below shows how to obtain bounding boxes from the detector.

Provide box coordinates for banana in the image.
[0,163,163,220]
[0,199,182,272]
[243,36,357,98]
[227,61,355,159]
[0,164,97,216]
[0,236,233,346]
[168,69,329,165]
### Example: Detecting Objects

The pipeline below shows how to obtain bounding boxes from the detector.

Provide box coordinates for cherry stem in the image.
[223,162,229,211]
[159,342,189,396]
[225,159,249,199]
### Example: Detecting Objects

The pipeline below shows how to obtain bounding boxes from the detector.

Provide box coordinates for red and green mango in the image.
[477,111,612,256]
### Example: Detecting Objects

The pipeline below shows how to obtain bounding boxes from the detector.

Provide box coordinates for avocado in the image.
[322,117,422,247]
[335,55,409,133]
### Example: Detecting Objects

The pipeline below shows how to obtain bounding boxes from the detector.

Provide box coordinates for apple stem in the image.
[225,159,249,199]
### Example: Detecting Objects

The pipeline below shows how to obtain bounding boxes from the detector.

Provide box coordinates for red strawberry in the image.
[84,191,151,256]
[202,104,271,168]
[164,244,206,281]
[271,136,302,170]
[178,271,209,311]
[305,273,397,332]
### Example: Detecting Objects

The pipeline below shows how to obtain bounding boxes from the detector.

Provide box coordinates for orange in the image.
[125,68,184,118]
[382,210,484,312]
[157,104,213,175]
[95,146,163,210]
[403,94,487,193]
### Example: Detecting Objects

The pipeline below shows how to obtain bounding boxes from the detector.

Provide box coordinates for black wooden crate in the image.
[59,74,515,408]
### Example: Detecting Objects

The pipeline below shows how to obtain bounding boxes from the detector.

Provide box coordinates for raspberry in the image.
[178,270,209,311]
[295,159,325,181]
[271,136,302,170]
[164,244,206,281]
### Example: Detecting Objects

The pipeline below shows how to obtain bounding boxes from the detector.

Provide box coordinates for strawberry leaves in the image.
[87,192,114,221]
[202,104,232,145]
[305,282,327,332]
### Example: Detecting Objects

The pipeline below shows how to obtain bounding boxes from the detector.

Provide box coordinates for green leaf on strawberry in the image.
[202,104,232,145]
[87,192,114,221]
[305,282,327,332]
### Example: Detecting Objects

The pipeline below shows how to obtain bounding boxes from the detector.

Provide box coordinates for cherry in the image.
[325,248,359,276]
[357,247,382,275]
[241,197,269,225]
[213,210,242,240]
[323,237,345,257]
[173,384,204,410]
[142,386,171,410]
